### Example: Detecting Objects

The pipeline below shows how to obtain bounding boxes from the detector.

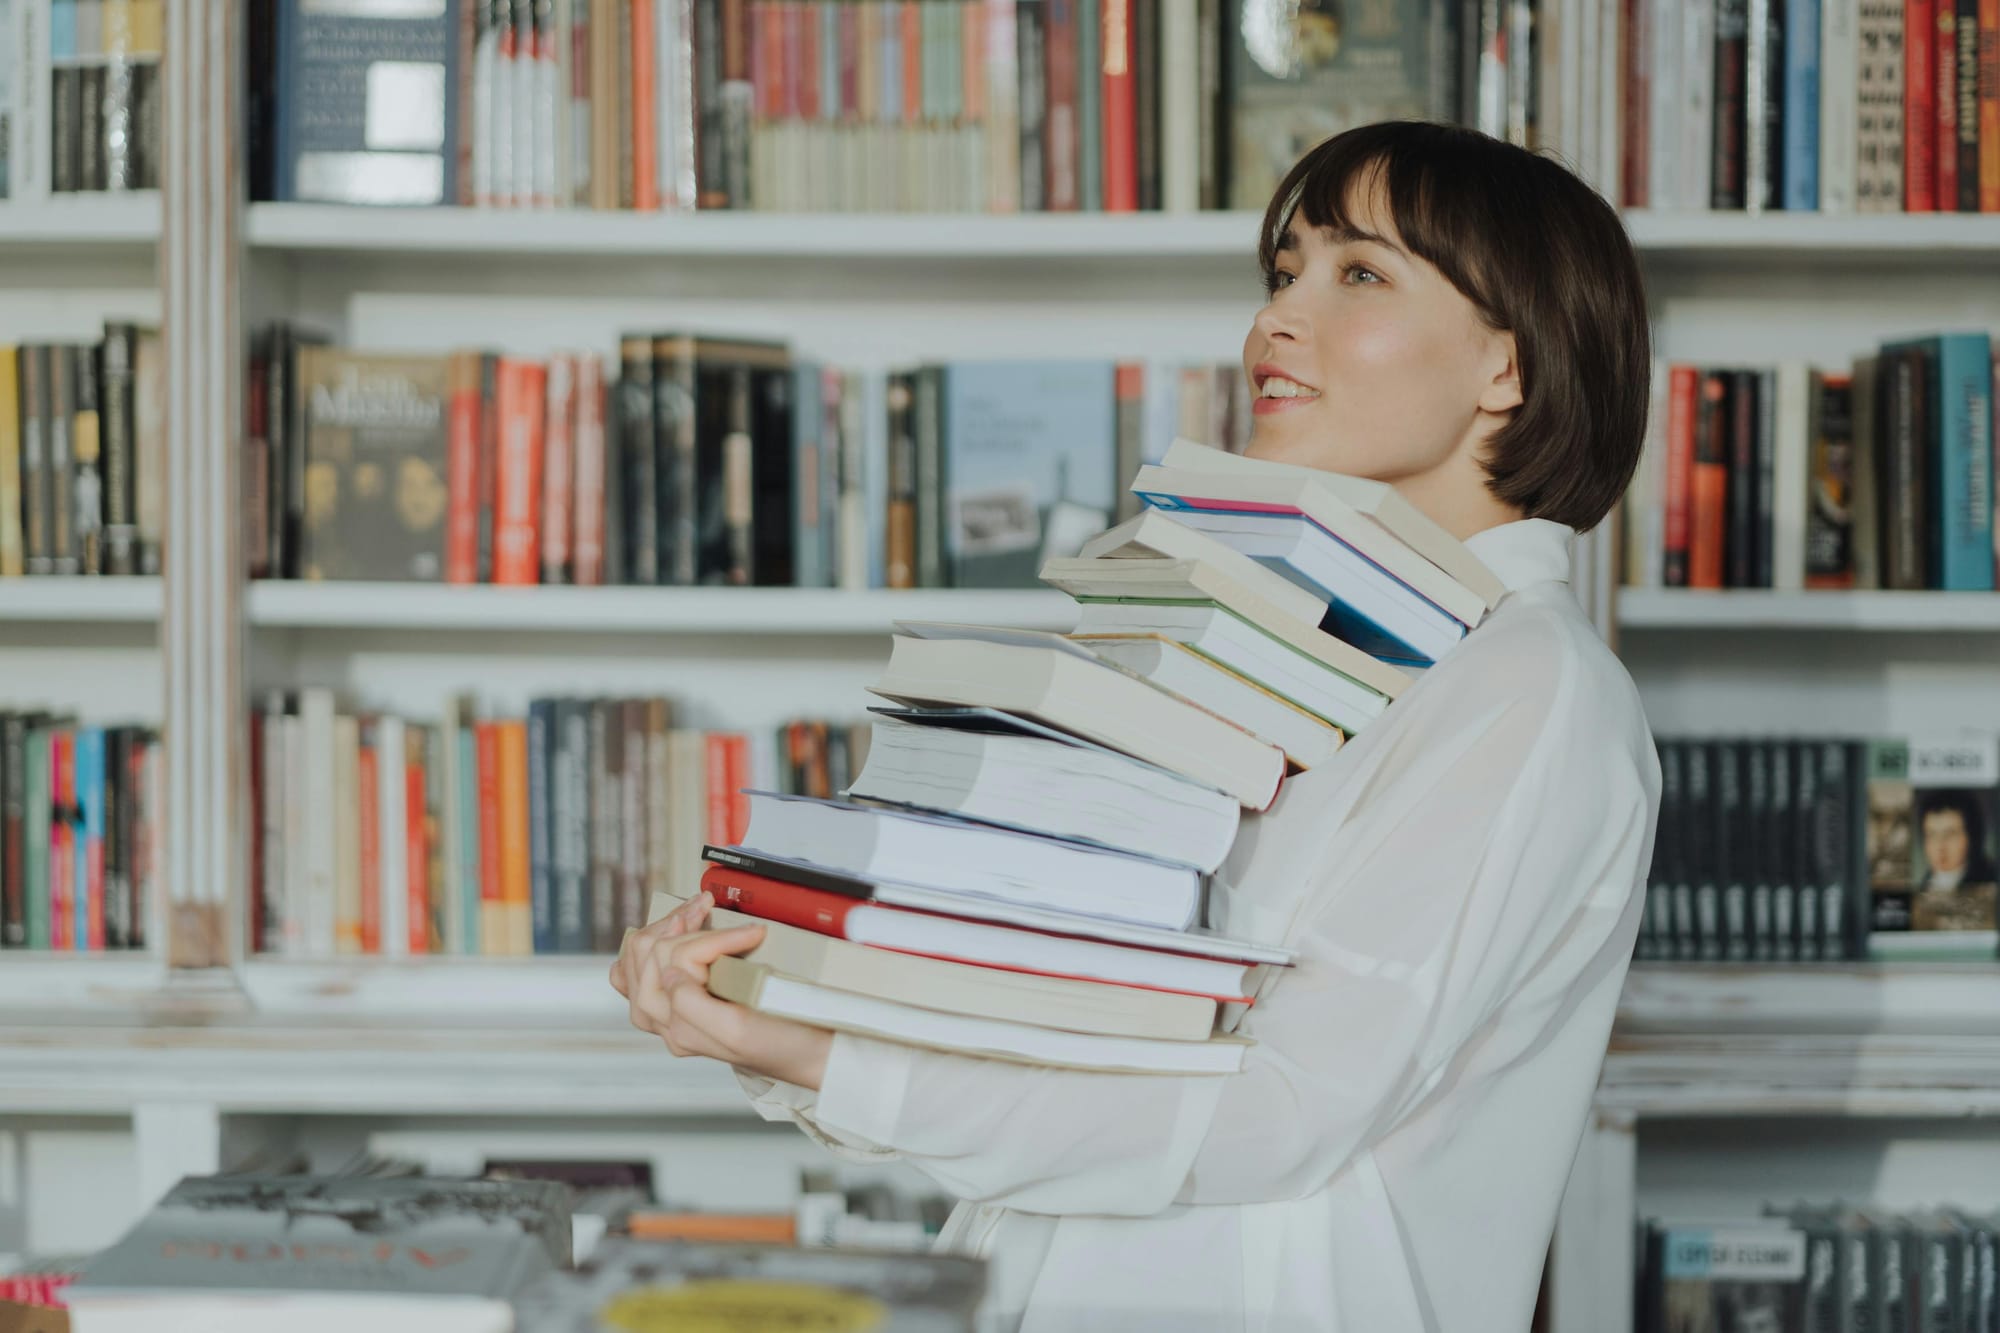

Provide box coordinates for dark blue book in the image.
[273,0,462,205]
[527,698,555,955]
[1782,0,1821,209]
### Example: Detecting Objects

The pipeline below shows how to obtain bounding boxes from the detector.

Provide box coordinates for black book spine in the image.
[527,698,554,955]
[751,364,795,586]
[1017,0,1047,211]
[101,324,138,575]
[48,346,76,574]
[72,341,103,576]
[1795,739,1822,962]
[1717,739,1749,961]
[1749,0,1785,209]
[1654,740,1684,959]
[1746,737,1773,961]
[1681,739,1711,961]
[21,346,52,575]
[619,699,648,932]
[1132,0,1159,211]
[102,729,127,950]
[285,330,316,580]
[649,340,679,586]
[1881,344,1927,591]
[913,365,944,588]
[719,363,753,584]
[79,64,106,192]
[1913,343,1940,588]
[264,325,289,578]
[1711,0,1750,208]
[1755,367,1776,587]
[52,62,81,193]
[658,338,699,586]
[701,843,875,900]
[1957,0,1980,211]
[1833,740,1865,960]
[0,714,22,947]
[131,57,161,190]
[619,336,658,584]
[694,0,726,206]
[1769,739,1795,962]
[1727,368,1759,588]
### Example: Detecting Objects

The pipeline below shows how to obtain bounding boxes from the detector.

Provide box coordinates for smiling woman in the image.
[613,120,1663,1333]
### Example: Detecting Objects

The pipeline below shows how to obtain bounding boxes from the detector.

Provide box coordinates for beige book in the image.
[667,730,708,902]
[0,347,20,576]
[651,894,1215,1042]
[333,714,362,956]
[707,956,1249,1074]
[1079,509,1327,624]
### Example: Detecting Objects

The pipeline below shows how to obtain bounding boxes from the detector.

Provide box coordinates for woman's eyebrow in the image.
[1327,224,1410,259]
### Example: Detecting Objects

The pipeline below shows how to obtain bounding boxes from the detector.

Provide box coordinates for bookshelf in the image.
[4,3,2000,1324]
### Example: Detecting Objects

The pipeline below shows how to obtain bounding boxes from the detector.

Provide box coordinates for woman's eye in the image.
[1265,270,1297,294]
[1342,264,1383,285]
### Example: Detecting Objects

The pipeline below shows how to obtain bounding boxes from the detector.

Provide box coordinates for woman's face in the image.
[1241,175,1520,497]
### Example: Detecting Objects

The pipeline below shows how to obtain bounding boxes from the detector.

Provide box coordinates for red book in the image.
[704,733,733,849]
[492,358,547,586]
[1101,0,1136,211]
[961,0,984,124]
[801,0,823,121]
[1980,0,1999,211]
[724,734,750,843]
[1044,0,1079,209]
[631,0,661,210]
[50,730,73,951]
[761,1,785,122]
[1908,0,1938,211]
[406,742,429,955]
[1689,371,1731,590]
[358,727,381,954]
[571,355,607,586]
[541,354,576,584]
[444,351,482,584]
[476,720,504,954]
[1662,365,1698,587]
[1939,3,1961,208]
[839,2,859,117]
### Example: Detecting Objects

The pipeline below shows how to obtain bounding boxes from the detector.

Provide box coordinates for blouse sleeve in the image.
[735,632,1654,1217]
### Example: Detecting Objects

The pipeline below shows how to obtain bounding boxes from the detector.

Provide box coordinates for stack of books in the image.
[679,439,1502,1075]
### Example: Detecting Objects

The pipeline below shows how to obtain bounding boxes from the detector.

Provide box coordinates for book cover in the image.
[541,353,576,584]
[1869,735,2000,955]
[1655,1226,1807,1330]
[444,350,483,584]
[527,698,555,955]
[1690,370,1731,589]
[100,323,138,574]
[1906,0,1937,209]
[1804,371,1856,589]
[942,360,1116,588]
[553,696,591,954]
[296,348,450,582]
[273,0,462,205]
[1224,0,1435,209]
[1712,0,1750,207]
[0,347,18,576]
[1784,0,1822,208]
[1924,332,1994,591]
[492,357,547,586]
[1955,0,1979,208]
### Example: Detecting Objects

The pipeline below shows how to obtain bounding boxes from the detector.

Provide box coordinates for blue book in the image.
[942,361,1117,588]
[864,372,889,588]
[553,698,592,955]
[792,363,829,588]
[527,699,555,955]
[457,725,481,956]
[76,726,104,952]
[273,0,461,204]
[1782,0,1821,210]
[1931,332,1996,591]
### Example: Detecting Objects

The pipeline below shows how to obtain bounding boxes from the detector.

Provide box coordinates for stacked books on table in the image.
[680,440,1501,1075]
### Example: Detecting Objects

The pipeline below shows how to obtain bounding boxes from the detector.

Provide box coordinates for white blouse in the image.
[735,517,1661,1333]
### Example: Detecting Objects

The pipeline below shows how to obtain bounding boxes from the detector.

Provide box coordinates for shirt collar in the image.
[1460,518,1575,595]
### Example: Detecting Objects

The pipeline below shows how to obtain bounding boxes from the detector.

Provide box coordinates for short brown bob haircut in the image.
[1258,121,1650,532]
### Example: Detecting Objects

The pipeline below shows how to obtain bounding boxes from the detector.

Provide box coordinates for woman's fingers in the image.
[662,921,767,984]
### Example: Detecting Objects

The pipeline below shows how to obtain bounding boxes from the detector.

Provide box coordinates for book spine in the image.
[1784,0,1821,208]
[445,350,483,584]
[406,725,431,954]
[619,699,647,932]
[1880,345,1927,589]
[1935,334,1994,590]
[590,698,619,951]
[1662,363,1698,586]
[257,696,287,954]
[1982,0,2000,210]
[47,346,74,574]
[24,729,50,950]
[528,698,555,953]
[700,861,862,936]
[103,730,127,950]
[541,352,577,583]
[100,325,137,574]
[21,347,48,574]
[656,337,697,585]
[477,351,501,579]
[424,724,447,952]
[334,716,361,954]
[1712,0,1749,207]
[885,371,916,588]
[0,350,20,578]
[1743,0,1781,211]
[357,719,381,953]
[134,329,162,574]
[475,721,503,953]
[1940,0,1962,207]
[1821,0,1859,210]
[1043,0,1077,208]
[1,716,26,947]
[1746,737,1773,960]
[721,364,754,584]
[793,363,825,588]
[1908,0,1938,210]
[1725,369,1758,587]
[513,0,538,205]
[645,699,672,906]
[1956,0,1980,207]
[554,697,591,953]
[70,341,101,576]
[1016,0,1046,209]
[912,365,943,588]
[456,716,481,954]
[1754,367,1777,588]
[571,353,607,585]
[1690,370,1730,588]
[78,727,103,951]
[378,714,408,959]
[619,336,658,584]
[498,718,532,954]
[492,357,547,585]
[1794,740,1821,961]
[1100,0,1134,211]
[632,0,661,206]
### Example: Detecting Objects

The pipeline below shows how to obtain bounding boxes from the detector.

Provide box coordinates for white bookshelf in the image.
[1621,208,2000,259]
[0,194,161,247]
[1617,588,2000,631]
[0,577,163,624]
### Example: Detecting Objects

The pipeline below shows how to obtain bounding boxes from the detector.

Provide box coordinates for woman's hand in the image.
[609,891,834,1091]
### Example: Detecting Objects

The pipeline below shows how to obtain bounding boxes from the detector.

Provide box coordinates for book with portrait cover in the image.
[1865,734,2000,960]
[297,348,450,582]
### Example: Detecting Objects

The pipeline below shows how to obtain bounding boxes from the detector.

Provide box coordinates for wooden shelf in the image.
[1617,588,2000,631]
[246,582,1077,635]
[0,576,163,623]
[0,194,160,248]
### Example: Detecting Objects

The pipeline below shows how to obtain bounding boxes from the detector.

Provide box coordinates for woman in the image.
[611,120,1661,1332]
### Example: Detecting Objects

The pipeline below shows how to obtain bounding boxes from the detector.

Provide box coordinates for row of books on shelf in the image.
[40,1171,985,1330]
[0,713,159,953]
[1621,333,2000,593]
[680,441,1498,1075]
[0,0,164,200]
[1637,1206,1999,1333]
[0,330,165,580]
[1641,733,2000,966]
[245,0,1529,218]
[248,326,1256,590]
[249,689,872,959]
[1615,0,2000,214]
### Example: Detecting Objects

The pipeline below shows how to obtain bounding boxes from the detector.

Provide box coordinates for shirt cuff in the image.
[808,1030,916,1148]
[733,1066,822,1124]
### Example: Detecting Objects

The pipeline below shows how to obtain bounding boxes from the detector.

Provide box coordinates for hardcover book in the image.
[297,349,450,582]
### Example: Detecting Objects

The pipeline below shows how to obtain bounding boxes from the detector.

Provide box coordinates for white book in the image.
[1771,360,1811,592]
[1818,0,1858,212]
[8,0,51,203]
[1078,509,1326,625]
[379,715,408,959]
[473,3,501,205]
[535,0,561,206]
[1681,0,1715,210]
[667,730,707,903]
[1081,634,1344,768]
[1625,358,1669,588]
[710,956,1249,1073]
[1159,0,1197,212]
[281,715,306,959]
[259,694,288,956]
[1646,0,1683,208]
[511,5,536,207]
[1744,0,1773,213]
[300,689,338,961]
[333,715,360,956]
[986,0,1020,212]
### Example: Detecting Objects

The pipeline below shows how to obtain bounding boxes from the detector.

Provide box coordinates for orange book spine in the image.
[445,351,482,584]
[492,358,548,585]
[724,734,751,843]
[1101,0,1136,211]
[903,0,923,123]
[541,353,577,584]
[631,0,661,210]
[1981,0,1999,210]
[477,721,506,954]
[1662,364,1698,588]
[1688,371,1730,590]
[626,1212,798,1244]
[497,719,532,955]
[358,731,381,954]
[704,732,733,848]
[571,355,607,586]
[963,0,985,123]
[406,736,429,956]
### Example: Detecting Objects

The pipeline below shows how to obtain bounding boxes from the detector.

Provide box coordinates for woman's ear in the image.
[1478,332,1523,416]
